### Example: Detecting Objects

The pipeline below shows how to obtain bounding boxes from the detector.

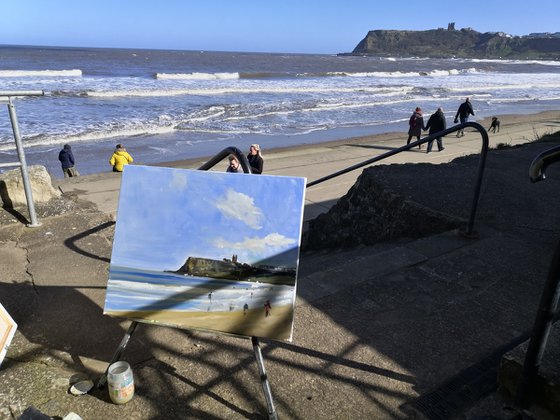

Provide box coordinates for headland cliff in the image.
[346,24,560,59]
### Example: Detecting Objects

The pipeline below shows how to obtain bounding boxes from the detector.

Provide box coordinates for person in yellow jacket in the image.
[109,144,133,172]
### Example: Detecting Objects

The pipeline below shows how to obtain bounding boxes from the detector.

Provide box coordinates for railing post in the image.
[5,96,41,227]
[462,122,489,238]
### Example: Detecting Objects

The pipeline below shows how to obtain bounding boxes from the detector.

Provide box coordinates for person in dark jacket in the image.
[58,144,79,177]
[247,144,264,174]
[454,97,475,137]
[406,107,425,149]
[425,107,447,153]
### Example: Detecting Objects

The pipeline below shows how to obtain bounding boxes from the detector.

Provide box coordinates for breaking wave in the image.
[0,69,82,77]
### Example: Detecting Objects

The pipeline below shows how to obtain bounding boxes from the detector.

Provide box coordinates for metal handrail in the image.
[307,122,489,237]
[529,144,560,182]
[197,123,489,236]
[198,146,252,174]
[515,145,560,409]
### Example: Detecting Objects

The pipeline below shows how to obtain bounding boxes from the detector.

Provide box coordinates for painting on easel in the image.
[103,165,306,341]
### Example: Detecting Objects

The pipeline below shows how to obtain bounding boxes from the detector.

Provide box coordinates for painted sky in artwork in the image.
[111,165,306,272]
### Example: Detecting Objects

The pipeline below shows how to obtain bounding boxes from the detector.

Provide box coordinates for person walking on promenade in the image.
[58,144,80,178]
[226,154,242,173]
[247,144,264,174]
[406,107,425,149]
[109,144,133,172]
[454,97,475,137]
[425,107,447,153]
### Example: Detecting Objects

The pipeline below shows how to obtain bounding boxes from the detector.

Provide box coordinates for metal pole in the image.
[514,239,560,408]
[251,337,278,420]
[6,98,41,227]
[463,122,489,237]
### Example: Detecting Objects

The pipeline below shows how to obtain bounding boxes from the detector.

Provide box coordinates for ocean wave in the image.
[0,124,177,152]
[0,69,82,78]
[156,72,240,80]
[470,58,560,67]
[319,69,468,78]
[448,82,560,92]
[154,68,477,81]
[84,85,412,98]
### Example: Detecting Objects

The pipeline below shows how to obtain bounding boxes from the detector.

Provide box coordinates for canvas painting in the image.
[104,165,306,341]
[0,302,17,367]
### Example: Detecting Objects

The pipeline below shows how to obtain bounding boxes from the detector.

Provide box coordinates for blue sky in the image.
[1,1,558,54]
[111,166,306,271]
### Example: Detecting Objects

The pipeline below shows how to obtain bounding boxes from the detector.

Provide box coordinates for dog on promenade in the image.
[489,117,500,133]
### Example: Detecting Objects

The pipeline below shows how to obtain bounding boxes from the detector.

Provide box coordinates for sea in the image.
[105,265,294,314]
[1,45,560,177]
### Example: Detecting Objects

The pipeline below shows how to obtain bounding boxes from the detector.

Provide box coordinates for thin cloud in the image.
[215,188,264,229]
[214,232,295,254]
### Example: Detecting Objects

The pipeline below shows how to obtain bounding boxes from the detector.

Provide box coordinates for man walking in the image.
[454,97,475,137]
[425,107,447,153]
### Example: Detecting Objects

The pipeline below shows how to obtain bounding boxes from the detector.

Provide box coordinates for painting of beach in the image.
[104,165,306,341]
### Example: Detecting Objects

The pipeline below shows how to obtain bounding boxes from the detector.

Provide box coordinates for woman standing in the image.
[247,144,264,174]
[406,107,425,149]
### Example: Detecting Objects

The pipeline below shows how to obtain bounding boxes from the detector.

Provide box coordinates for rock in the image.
[303,166,464,250]
[0,165,61,207]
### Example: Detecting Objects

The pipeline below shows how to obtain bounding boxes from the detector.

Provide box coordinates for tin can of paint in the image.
[107,361,134,404]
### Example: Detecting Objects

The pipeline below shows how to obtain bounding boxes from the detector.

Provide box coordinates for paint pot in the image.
[107,361,134,404]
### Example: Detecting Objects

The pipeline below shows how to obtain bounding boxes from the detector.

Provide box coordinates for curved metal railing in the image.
[197,146,252,174]
[198,123,489,236]
[529,144,560,182]
[307,121,489,237]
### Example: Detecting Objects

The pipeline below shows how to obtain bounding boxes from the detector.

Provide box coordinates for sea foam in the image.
[0,69,82,77]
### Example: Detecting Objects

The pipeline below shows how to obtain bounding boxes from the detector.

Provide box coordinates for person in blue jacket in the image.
[58,144,79,177]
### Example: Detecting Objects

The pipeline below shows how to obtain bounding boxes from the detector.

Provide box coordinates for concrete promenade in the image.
[1,112,560,419]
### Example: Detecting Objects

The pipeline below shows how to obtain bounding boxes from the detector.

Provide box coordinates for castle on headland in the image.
[346,24,560,60]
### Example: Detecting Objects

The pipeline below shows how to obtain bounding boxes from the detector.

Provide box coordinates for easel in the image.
[97,320,279,420]
[98,151,283,418]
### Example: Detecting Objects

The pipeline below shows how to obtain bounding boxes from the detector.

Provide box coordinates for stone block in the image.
[0,165,60,207]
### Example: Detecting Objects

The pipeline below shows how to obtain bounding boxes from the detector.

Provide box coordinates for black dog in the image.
[489,117,500,133]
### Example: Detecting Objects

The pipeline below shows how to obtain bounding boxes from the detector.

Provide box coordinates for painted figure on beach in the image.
[454,98,475,137]
[247,144,264,174]
[264,300,272,317]
[104,166,306,341]
[109,144,134,172]
[425,108,447,153]
[406,107,425,149]
[58,144,80,178]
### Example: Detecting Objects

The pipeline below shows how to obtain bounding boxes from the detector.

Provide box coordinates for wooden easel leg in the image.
[97,321,139,389]
[251,337,278,420]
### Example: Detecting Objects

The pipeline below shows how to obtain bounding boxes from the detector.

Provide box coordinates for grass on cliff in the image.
[495,129,560,150]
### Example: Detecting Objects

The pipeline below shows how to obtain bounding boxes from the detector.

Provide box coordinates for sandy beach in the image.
[105,304,294,340]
